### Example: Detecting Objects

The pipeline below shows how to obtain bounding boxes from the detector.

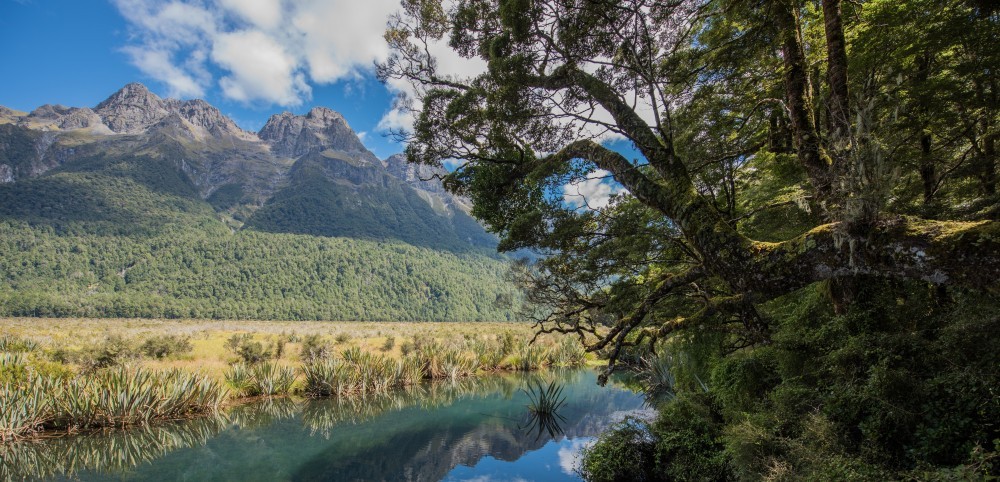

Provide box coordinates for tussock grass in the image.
[1,366,225,441]
[1,317,594,441]
[225,362,296,397]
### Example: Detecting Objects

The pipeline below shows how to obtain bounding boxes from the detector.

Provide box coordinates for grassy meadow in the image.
[1,318,593,441]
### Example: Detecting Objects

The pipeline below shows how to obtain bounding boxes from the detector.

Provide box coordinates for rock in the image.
[94,82,170,134]
[259,107,376,162]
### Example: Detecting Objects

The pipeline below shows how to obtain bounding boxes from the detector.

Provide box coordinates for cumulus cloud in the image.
[563,169,626,210]
[557,439,595,476]
[122,46,206,98]
[112,0,400,106]
[211,30,308,105]
[219,0,282,29]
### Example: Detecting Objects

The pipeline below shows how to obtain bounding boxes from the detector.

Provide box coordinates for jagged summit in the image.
[258,106,372,161]
[89,83,253,139]
[94,83,169,134]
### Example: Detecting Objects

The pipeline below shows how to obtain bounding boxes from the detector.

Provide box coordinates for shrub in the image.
[299,334,332,363]
[138,334,193,359]
[78,335,138,372]
[580,418,658,482]
[382,336,395,352]
[224,334,271,364]
[399,339,416,356]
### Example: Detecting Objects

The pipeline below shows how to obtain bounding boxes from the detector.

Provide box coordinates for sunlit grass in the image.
[1,317,594,441]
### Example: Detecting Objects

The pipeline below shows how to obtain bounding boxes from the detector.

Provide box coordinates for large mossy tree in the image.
[381,0,998,477]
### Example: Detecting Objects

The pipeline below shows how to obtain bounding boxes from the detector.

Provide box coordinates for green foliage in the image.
[78,335,139,373]
[0,221,516,322]
[138,334,193,359]
[0,142,517,322]
[1,366,224,440]
[225,362,296,397]
[580,419,659,482]
[224,334,271,364]
[299,334,333,363]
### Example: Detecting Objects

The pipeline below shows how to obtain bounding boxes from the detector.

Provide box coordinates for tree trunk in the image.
[776,0,832,200]
[822,0,851,143]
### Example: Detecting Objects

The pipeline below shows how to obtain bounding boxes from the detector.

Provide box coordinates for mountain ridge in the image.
[0,82,486,250]
[0,84,513,322]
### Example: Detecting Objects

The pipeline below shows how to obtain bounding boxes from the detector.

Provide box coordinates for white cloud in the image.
[122,47,205,98]
[292,0,397,83]
[557,439,595,476]
[563,169,625,210]
[376,105,415,133]
[112,0,400,106]
[211,30,308,105]
[219,0,283,29]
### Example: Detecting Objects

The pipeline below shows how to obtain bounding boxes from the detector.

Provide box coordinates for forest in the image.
[0,221,515,321]
[380,0,1000,478]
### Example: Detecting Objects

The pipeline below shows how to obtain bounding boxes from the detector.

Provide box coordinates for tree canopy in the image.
[381,0,999,372]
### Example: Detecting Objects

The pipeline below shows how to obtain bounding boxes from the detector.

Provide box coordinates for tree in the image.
[379,0,1000,379]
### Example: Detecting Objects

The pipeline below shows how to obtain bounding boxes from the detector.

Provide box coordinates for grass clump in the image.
[224,362,296,397]
[0,366,225,441]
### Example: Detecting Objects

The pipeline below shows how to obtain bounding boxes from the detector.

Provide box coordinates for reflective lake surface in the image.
[2,369,648,481]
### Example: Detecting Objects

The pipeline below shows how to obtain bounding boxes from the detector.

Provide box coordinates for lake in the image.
[2,369,649,481]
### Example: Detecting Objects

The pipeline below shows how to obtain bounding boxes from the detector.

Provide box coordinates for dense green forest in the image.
[0,222,514,321]
[383,0,999,478]
[0,148,517,322]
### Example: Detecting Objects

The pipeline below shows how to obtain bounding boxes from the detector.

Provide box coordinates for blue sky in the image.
[0,0,635,207]
[0,0,405,158]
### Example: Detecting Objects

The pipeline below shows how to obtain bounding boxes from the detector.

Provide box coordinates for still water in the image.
[2,369,648,481]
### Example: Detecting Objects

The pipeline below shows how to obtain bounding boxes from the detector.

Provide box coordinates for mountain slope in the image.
[0,84,514,321]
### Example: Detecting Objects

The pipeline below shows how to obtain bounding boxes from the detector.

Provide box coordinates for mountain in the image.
[0,84,514,321]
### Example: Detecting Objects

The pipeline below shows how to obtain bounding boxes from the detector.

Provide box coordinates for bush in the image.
[580,394,731,482]
[382,336,395,352]
[224,334,271,364]
[78,335,138,372]
[138,335,193,359]
[580,418,658,482]
[299,334,332,363]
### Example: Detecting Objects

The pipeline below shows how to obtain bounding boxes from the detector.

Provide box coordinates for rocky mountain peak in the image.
[305,106,346,125]
[173,98,254,140]
[94,82,169,134]
[258,107,371,161]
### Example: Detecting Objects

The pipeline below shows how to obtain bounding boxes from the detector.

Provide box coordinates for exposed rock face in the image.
[170,98,255,140]
[0,106,24,124]
[56,107,110,132]
[383,153,449,194]
[94,83,170,134]
[259,107,376,163]
[0,82,493,249]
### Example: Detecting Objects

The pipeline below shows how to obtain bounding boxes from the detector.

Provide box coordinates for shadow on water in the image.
[3,369,648,482]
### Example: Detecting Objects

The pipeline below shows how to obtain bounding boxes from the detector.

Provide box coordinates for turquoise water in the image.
[3,369,647,481]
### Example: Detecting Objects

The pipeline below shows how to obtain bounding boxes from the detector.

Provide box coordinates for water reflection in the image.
[3,369,645,482]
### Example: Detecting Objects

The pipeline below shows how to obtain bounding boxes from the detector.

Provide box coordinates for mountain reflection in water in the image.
[4,369,648,482]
